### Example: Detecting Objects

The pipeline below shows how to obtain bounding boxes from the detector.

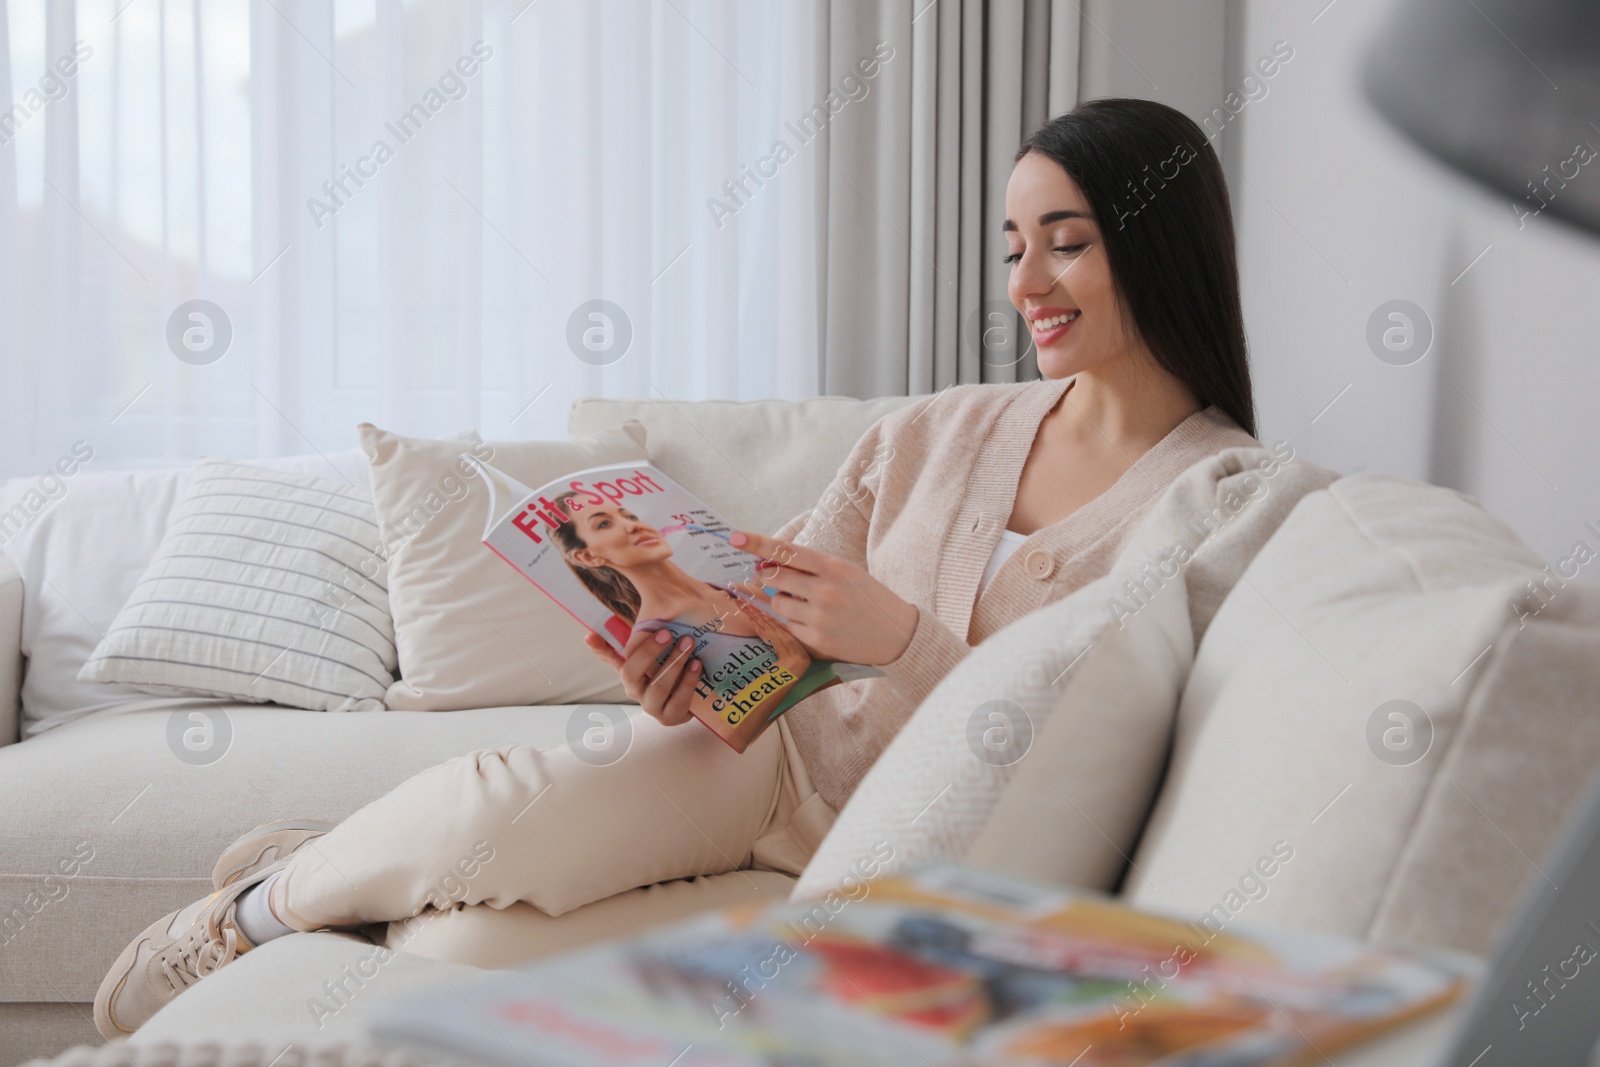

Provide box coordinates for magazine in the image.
[467,457,878,752]
[369,863,1474,1066]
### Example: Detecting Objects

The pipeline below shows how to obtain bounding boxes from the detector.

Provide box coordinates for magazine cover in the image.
[467,457,877,752]
[369,863,1473,1067]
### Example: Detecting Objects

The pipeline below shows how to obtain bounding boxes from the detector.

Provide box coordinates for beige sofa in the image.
[2,394,1597,1064]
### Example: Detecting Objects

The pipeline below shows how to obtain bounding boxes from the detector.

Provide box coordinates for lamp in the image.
[1362,0,1600,235]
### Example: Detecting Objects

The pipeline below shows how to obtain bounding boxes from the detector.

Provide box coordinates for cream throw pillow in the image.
[1122,475,1600,954]
[362,422,648,710]
[569,394,922,536]
[792,559,1194,901]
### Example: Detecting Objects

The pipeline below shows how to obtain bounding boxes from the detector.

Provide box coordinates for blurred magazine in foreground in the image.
[466,457,880,752]
[370,863,1473,1066]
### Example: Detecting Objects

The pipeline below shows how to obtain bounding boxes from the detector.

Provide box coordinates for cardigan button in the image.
[1024,550,1054,580]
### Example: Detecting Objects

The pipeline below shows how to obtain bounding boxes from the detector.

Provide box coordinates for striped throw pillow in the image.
[78,459,396,711]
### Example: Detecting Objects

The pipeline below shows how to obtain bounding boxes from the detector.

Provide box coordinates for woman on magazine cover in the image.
[97,98,1267,1037]
[548,489,822,743]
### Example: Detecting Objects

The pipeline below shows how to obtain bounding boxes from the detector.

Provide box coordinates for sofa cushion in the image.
[130,869,794,1049]
[361,422,647,711]
[128,931,488,1047]
[386,870,795,970]
[1125,474,1600,955]
[0,701,592,1004]
[0,450,374,739]
[793,553,1193,902]
[77,461,396,713]
[125,881,795,1049]
[568,394,922,538]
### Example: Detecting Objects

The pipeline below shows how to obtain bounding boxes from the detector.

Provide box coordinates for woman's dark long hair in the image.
[550,490,642,624]
[1017,98,1256,437]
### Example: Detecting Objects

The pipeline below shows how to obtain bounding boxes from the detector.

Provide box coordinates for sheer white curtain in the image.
[0,0,831,476]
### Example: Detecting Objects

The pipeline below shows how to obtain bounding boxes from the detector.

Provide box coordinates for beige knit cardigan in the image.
[774,375,1261,809]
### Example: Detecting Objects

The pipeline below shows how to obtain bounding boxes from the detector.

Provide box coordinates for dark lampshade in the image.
[1363,0,1600,236]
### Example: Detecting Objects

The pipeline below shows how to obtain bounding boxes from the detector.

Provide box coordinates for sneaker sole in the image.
[213,818,337,889]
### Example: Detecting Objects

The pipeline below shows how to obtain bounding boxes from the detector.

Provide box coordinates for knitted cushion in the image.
[793,556,1193,900]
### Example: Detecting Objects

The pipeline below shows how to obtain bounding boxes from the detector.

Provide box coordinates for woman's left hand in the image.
[727,531,919,667]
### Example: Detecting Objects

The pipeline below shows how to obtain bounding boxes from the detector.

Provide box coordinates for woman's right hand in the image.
[736,597,811,678]
[582,629,702,727]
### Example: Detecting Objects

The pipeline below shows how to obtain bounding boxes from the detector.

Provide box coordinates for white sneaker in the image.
[93,864,277,1039]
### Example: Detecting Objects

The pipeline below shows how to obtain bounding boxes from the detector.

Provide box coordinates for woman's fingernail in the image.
[679,636,694,650]
[690,660,701,672]
[655,630,671,644]
[729,532,747,546]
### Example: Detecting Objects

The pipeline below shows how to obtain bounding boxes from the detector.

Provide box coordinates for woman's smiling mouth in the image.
[1028,307,1080,345]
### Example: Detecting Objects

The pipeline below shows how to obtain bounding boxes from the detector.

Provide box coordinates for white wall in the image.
[1229,0,1600,567]
[1080,0,1227,120]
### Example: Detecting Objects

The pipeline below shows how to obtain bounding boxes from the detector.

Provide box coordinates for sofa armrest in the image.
[0,551,21,747]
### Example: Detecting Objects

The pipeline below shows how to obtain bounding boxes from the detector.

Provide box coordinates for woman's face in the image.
[1004,151,1140,381]
[567,506,671,569]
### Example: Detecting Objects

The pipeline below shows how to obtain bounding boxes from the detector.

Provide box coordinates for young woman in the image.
[95,97,1260,1038]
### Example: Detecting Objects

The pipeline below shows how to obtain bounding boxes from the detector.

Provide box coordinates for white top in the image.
[976,529,1031,599]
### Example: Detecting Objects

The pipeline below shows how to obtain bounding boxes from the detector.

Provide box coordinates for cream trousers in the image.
[271,713,837,934]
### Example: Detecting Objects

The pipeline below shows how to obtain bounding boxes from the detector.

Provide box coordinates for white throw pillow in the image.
[792,558,1194,901]
[2,449,373,736]
[362,421,650,711]
[77,460,396,712]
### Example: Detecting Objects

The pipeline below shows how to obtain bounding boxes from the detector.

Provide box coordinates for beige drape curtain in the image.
[817,0,1084,398]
